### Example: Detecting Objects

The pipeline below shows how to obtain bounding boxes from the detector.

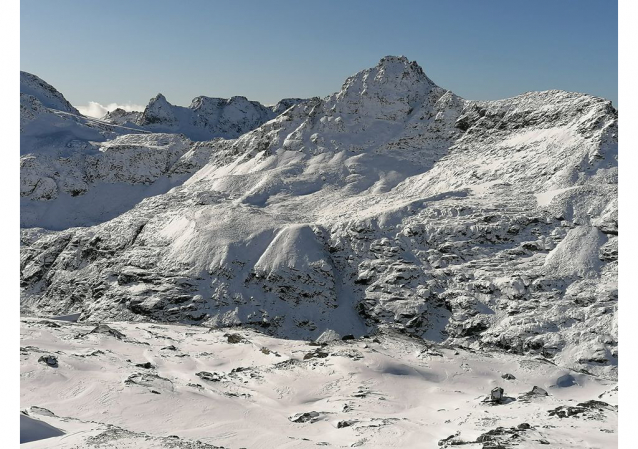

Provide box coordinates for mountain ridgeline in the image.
[20,56,618,379]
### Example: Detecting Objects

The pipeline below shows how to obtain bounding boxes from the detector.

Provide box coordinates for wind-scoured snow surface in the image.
[20,56,617,447]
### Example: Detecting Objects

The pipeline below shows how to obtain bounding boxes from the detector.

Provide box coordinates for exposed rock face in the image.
[271,98,306,115]
[20,93,48,130]
[20,56,618,378]
[288,411,321,423]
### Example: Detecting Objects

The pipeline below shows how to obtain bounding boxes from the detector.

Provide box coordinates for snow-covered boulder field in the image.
[20,56,617,446]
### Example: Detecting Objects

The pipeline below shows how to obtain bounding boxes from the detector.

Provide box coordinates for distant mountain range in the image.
[100,92,307,141]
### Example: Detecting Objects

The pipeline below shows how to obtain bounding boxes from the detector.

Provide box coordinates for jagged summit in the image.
[134,92,306,140]
[152,93,168,102]
[144,93,173,112]
[359,55,433,84]
[328,56,442,120]
[101,108,142,125]
[271,97,307,115]
[138,93,176,126]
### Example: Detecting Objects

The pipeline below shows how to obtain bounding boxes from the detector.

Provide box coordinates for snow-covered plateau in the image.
[20,56,618,447]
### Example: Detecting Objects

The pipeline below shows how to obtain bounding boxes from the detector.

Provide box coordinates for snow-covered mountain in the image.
[20,71,149,148]
[101,108,142,125]
[19,73,304,229]
[20,56,618,382]
[20,133,201,229]
[20,71,80,115]
[122,93,306,141]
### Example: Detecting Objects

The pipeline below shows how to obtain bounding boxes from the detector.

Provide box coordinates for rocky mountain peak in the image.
[20,71,80,115]
[151,93,168,103]
[229,95,249,103]
[327,56,441,119]
[136,92,304,140]
[101,108,142,125]
[375,55,430,80]
[190,95,254,111]
[271,98,307,115]
[138,93,177,126]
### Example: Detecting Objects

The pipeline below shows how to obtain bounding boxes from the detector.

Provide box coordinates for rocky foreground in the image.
[21,318,617,448]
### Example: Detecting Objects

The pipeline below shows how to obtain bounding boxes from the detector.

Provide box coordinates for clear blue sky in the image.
[21,0,618,109]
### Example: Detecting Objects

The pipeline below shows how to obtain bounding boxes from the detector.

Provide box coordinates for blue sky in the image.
[21,0,618,111]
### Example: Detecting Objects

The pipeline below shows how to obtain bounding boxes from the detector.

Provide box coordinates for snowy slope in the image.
[20,71,151,154]
[20,133,199,229]
[19,77,193,229]
[20,73,307,229]
[20,71,80,115]
[20,56,618,384]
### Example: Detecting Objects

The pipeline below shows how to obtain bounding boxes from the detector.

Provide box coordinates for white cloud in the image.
[75,101,145,118]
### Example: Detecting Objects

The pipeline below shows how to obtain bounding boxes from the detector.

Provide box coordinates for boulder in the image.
[315,329,342,344]
[226,333,243,344]
[337,420,356,428]
[37,355,58,367]
[289,411,321,423]
[88,324,125,340]
[490,387,504,402]
[196,371,222,382]
[556,374,576,387]
[518,385,549,402]
[135,362,154,369]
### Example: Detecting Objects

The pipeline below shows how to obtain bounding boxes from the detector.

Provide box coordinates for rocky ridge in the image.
[130,93,306,141]
[20,71,80,115]
[102,108,142,125]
